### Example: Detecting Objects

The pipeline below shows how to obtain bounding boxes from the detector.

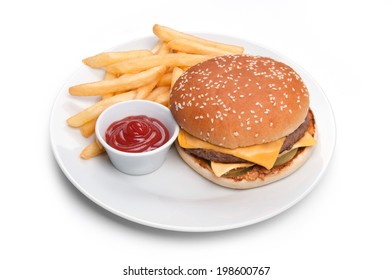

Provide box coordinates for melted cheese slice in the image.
[210,162,254,177]
[178,130,285,169]
[208,132,317,177]
[292,132,317,149]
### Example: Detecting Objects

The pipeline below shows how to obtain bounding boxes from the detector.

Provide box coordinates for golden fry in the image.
[170,67,184,91]
[101,71,117,99]
[67,90,137,127]
[69,66,166,96]
[135,79,161,99]
[83,49,152,68]
[155,92,170,107]
[180,66,190,71]
[80,141,105,159]
[106,53,212,75]
[157,71,173,87]
[168,38,232,56]
[80,118,97,138]
[146,86,170,101]
[153,24,244,54]
[151,40,163,54]
[104,71,117,80]
[156,42,170,55]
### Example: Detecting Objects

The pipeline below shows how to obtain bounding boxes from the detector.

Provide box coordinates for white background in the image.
[1,0,391,279]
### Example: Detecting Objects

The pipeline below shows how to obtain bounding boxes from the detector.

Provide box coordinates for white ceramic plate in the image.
[50,34,335,232]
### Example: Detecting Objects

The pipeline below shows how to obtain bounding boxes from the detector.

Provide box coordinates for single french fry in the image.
[80,118,97,138]
[101,71,117,99]
[67,90,137,127]
[153,24,244,54]
[170,67,184,91]
[101,93,114,100]
[155,91,170,107]
[135,79,161,99]
[106,53,212,75]
[157,42,170,55]
[157,71,173,87]
[146,86,170,101]
[69,66,166,96]
[101,93,114,99]
[104,71,117,79]
[180,66,190,71]
[82,49,153,68]
[80,141,105,159]
[168,38,233,56]
[151,40,163,54]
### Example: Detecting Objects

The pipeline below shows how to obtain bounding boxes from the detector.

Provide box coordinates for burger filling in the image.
[186,114,310,164]
[177,110,317,178]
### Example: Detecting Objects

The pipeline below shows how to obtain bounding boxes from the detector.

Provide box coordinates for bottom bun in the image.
[175,141,315,190]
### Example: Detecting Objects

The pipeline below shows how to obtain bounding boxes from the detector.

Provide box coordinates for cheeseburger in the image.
[170,55,316,189]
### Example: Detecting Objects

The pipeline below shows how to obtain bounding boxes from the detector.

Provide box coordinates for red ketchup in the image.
[105,115,169,153]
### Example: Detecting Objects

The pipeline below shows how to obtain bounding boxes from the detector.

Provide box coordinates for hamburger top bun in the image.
[170,55,310,149]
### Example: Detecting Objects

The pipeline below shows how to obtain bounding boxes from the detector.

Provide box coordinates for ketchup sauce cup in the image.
[96,100,179,175]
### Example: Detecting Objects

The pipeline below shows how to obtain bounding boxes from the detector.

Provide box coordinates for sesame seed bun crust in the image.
[170,55,310,148]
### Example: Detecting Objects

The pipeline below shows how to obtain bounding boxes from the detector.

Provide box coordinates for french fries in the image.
[67,24,244,159]
[153,24,244,54]
[69,66,166,96]
[146,86,170,102]
[67,90,137,127]
[106,53,213,75]
[135,79,161,99]
[156,42,171,55]
[155,93,170,107]
[157,71,173,87]
[83,49,153,68]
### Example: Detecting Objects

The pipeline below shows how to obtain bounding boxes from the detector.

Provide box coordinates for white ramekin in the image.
[96,100,179,175]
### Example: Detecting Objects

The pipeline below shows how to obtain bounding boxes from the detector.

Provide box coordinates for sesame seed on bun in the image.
[170,55,310,149]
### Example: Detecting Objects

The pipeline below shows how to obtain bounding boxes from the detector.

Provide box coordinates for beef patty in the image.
[185,112,310,164]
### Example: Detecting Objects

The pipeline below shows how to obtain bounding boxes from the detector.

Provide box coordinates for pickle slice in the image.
[223,166,254,178]
[273,148,298,167]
